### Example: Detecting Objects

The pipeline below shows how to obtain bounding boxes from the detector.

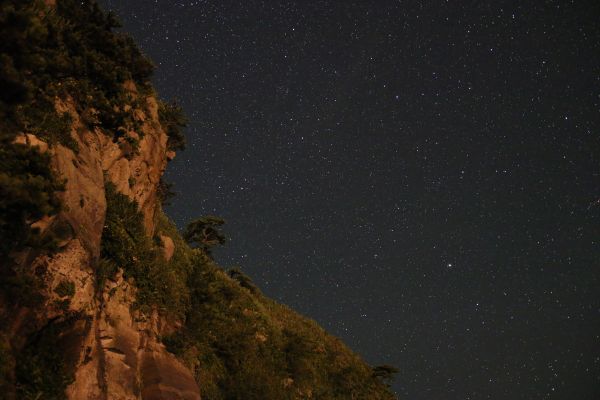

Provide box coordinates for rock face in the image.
[160,235,176,262]
[6,84,200,399]
[67,271,200,400]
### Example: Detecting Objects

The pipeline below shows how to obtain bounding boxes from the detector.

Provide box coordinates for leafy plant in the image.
[0,138,64,262]
[163,253,397,400]
[227,267,259,294]
[158,101,187,152]
[183,216,226,254]
[100,183,190,315]
[157,178,176,207]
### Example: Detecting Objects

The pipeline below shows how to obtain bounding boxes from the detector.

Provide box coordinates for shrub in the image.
[0,138,63,262]
[157,178,176,207]
[183,216,226,254]
[15,317,77,400]
[227,267,259,294]
[0,0,158,152]
[162,253,398,400]
[158,101,187,152]
[100,184,190,315]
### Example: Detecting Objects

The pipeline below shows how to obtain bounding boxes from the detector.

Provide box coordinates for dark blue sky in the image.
[99,1,600,398]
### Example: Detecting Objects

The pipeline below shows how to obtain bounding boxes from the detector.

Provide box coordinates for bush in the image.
[54,280,75,298]
[157,178,176,207]
[162,254,397,400]
[183,216,226,254]
[15,317,77,400]
[100,184,190,315]
[0,138,63,262]
[158,101,187,152]
[0,0,157,151]
[228,267,259,294]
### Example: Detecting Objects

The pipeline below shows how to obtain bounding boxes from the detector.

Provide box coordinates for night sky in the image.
[98,1,599,398]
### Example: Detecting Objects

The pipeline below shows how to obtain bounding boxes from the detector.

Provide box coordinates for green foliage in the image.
[0,0,156,150]
[0,3,395,398]
[164,255,397,400]
[158,101,187,151]
[15,102,78,151]
[118,134,140,160]
[100,182,148,268]
[15,318,77,400]
[184,216,226,254]
[54,298,71,312]
[54,279,75,298]
[157,178,176,207]
[0,138,63,261]
[227,267,259,294]
[95,257,118,291]
[100,184,191,315]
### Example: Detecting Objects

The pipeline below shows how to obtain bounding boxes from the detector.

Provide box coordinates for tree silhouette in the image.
[228,267,259,293]
[372,364,399,387]
[184,216,226,253]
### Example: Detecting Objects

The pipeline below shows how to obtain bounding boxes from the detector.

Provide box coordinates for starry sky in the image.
[97,1,599,398]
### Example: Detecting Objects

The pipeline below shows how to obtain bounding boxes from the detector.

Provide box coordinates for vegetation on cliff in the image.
[14,317,78,400]
[100,186,398,398]
[0,139,63,261]
[162,243,397,399]
[0,1,185,396]
[0,0,184,261]
[100,182,191,316]
[0,1,398,398]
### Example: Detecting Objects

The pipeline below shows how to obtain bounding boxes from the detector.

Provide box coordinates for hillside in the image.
[0,1,397,399]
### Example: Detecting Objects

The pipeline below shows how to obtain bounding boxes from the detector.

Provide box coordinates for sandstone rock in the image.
[45,239,96,313]
[7,88,196,400]
[68,277,200,400]
[13,133,49,153]
[140,349,202,400]
[30,215,56,236]
[53,99,107,257]
[160,234,175,262]
[53,142,106,257]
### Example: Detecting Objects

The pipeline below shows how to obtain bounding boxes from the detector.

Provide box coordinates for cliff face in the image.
[5,87,200,400]
[0,1,197,396]
[0,1,398,399]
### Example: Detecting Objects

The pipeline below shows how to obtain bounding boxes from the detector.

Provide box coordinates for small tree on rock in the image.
[184,216,226,253]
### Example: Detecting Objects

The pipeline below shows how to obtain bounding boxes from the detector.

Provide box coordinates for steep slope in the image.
[154,215,397,400]
[0,1,398,399]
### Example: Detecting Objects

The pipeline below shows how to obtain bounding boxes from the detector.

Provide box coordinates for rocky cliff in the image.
[1,1,198,398]
[0,1,398,399]
[3,85,200,399]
